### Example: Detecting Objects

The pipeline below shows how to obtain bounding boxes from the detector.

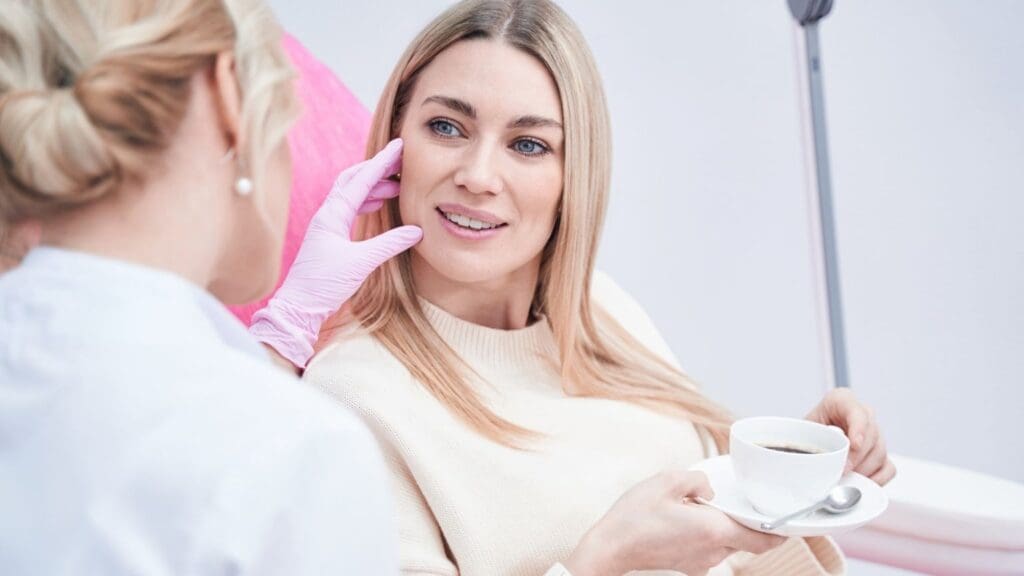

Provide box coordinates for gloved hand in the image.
[249,138,421,368]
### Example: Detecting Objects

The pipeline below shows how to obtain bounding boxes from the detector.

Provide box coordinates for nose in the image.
[452,140,504,196]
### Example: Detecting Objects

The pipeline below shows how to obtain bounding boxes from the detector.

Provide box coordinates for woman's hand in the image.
[805,388,896,485]
[249,138,422,369]
[563,469,785,576]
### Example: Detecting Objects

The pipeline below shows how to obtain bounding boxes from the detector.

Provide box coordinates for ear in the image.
[212,51,244,150]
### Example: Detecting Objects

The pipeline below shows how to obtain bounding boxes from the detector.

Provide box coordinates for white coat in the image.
[0,247,398,575]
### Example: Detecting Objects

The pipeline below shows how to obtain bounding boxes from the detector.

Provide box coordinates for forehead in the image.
[412,39,562,123]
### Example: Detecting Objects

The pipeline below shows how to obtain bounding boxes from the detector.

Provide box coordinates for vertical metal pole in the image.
[793,2,851,389]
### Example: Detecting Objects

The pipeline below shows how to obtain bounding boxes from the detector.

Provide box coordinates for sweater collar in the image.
[418,297,560,372]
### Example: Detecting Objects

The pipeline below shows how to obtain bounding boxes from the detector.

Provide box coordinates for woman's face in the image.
[397,39,564,288]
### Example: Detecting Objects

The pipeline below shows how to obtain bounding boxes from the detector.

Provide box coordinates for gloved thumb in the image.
[357,225,423,269]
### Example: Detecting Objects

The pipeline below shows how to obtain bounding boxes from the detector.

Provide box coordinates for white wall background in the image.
[269,1,1023,571]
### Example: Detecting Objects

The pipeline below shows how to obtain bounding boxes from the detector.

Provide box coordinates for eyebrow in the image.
[423,95,476,119]
[509,115,562,130]
[422,95,562,130]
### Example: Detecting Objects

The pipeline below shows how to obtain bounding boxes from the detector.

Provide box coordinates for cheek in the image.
[520,166,563,235]
[397,183,417,225]
[395,132,442,225]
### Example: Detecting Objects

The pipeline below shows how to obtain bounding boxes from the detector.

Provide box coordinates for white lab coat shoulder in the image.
[74,351,396,575]
[0,249,398,575]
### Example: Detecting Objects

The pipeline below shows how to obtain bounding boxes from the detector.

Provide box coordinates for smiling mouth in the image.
[436,207,508,231]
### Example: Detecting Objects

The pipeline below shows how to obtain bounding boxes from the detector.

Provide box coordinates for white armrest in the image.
[835,454,1024,575]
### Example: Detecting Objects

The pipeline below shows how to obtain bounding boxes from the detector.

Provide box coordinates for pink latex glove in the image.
[248,138,421,368]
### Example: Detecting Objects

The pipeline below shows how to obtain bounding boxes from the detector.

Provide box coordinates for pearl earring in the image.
[221,147,253,197]
[234,177,253,196]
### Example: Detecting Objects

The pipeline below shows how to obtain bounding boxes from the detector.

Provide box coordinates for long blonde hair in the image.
[0,0,297,231]
[343,0,733,451]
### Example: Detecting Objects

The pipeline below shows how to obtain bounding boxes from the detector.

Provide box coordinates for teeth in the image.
[443,211,498,230]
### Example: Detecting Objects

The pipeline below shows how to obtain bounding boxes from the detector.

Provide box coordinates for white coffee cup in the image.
[730,416,849,517]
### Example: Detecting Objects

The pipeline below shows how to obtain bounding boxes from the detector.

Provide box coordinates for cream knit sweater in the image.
[304,271,845,576]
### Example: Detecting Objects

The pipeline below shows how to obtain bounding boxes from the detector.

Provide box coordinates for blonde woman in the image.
[0,0,418,573]
[304,1,896,575]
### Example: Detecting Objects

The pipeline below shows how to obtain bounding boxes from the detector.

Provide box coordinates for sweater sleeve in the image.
[375,435,460,576]
[303,344,460,573]
[364,431,579,576]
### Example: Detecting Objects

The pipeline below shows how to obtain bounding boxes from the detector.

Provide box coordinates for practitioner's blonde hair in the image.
[0,0,297,233]
[341,0,733,451]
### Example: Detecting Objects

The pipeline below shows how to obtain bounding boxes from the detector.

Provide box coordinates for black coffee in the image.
[758,443,824,455]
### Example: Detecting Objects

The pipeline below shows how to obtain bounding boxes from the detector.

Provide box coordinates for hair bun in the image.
[0,0,119,222]
[1,0,297,228]
[0,86,119,219]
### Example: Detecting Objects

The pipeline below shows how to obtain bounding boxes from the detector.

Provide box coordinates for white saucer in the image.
[689,454,888,537]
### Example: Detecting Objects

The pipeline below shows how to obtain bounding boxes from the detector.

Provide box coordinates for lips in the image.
[438,210,501,231]
[436,201,507,224]
[436,203,507,228]
[434,202,510,237]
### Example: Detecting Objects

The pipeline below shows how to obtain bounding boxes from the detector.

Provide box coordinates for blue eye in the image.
[513,138,549,156]
[429,119,462,138]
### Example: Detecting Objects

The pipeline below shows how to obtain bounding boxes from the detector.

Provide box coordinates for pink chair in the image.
[228,35,370,326]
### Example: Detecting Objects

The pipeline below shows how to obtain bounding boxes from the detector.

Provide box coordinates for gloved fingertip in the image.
[393,224,423,244]
[356,200,385,215]
[362,226,422,266]
[373,139,404,175]
[380,138,403,159]
[367,180,400,201]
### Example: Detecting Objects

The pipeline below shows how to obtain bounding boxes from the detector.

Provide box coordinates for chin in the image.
[415,243,509,285]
